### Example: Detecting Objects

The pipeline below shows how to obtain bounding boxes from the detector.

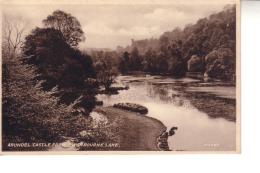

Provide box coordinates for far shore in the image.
[94,106,167,151]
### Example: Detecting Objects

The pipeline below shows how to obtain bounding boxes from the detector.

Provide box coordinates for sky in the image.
[2,2,234,50]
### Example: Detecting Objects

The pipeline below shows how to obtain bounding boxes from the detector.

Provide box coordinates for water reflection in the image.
[97,75,236,151]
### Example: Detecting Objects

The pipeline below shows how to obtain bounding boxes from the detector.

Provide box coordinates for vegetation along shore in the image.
[2,5,236,151]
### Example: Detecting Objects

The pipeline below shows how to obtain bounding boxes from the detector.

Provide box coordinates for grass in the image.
[95,107,167,151]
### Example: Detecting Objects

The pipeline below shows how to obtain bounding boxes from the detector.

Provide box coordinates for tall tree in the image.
[119,51,130,74]
[2,14,76,149]
[42,10,85,47]
[2,14,27,56]
[94,59,118,91]
[129,47,142,71]
[23,27,97,114]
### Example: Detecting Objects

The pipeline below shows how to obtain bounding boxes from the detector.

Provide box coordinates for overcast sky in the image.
[3,3,234,49]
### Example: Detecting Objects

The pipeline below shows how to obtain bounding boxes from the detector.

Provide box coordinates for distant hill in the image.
[117,5,236,81]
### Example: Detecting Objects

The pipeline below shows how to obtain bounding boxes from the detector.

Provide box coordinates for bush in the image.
[2,52,74,150]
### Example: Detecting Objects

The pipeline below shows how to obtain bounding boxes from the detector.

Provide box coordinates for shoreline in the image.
[122,72,236,86]
[179,88,236,121]
[95,106,167,151]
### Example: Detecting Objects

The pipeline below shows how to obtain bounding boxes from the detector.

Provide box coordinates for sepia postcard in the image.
[0,0,240,154]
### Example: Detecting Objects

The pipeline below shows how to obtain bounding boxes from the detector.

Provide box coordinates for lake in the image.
[97,75,236,151]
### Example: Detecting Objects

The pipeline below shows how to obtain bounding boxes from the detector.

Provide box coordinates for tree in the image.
[143,48,153,72]
[117,5,236,81]
[129,47,142,71]
[2,15,77,149]
[205,48,235,81]
[187,55,204,72]
[23,27,97,114]
[2,51,73,148]
[2,14,27,56]
[159,35,169,53]
[23,28,95,89]
[119,51,130,74]
[23,28,70,89]
[43,10,85,47]
[156,52,169,73]
[95,59,118,91]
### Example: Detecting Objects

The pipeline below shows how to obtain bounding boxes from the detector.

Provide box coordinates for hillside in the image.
[117,5,236,81]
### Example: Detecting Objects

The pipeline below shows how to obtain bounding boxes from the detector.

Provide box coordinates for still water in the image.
[97,75,236,151]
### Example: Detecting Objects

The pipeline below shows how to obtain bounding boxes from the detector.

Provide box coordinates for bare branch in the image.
[2,13,27,55]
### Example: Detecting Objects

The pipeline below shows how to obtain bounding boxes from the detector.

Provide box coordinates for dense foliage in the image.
[2,11,101,150]
[2,6,237,150]
[118,5,236,81]
[2,48,94,150]
[2,50,116,151]
[43,10,85,47]
[22,27,97,114]
[89,50,119,91]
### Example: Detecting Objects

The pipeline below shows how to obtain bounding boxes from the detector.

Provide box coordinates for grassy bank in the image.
[95,107,167,151]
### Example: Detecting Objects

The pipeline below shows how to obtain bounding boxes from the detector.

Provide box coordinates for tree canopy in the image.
[22,27,97,113]
[42,10,85,47]
[117,5,236,81]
